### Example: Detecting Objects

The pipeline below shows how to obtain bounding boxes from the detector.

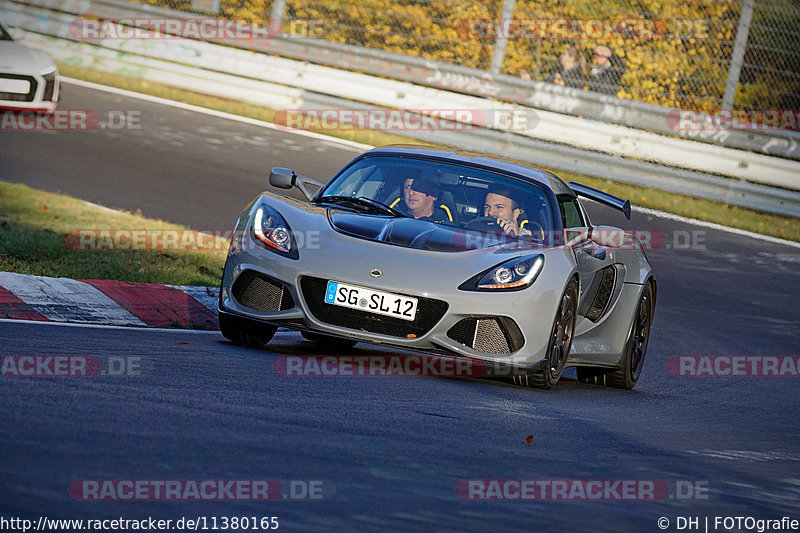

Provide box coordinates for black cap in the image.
[409,177,439,198]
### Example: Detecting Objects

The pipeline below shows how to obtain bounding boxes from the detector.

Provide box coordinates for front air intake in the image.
[447,317,523,354]
[580,266,616,322]
[232,271,294,313]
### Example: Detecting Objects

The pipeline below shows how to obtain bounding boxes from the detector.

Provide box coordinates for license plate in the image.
[0,78,31,94]
[324,280,418,321]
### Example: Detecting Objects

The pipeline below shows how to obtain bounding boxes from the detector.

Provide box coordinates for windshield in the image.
[318,155,556,240]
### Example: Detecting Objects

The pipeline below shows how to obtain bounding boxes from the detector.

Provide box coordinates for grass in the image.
[0,182,226,286]
[56,62,800,242]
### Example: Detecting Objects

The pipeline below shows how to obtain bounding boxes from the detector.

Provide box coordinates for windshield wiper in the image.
[318,196,404,217]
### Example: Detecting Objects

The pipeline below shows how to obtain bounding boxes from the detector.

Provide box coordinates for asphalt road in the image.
[1,82,799,532]
[0,83,360,230]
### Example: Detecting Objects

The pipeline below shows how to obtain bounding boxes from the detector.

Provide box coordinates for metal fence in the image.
[137,0,799,113]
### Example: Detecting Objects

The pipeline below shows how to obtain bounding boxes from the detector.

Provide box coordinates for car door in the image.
[559,195,618,323]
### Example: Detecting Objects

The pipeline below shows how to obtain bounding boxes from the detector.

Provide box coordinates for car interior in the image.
[327,156,554,236]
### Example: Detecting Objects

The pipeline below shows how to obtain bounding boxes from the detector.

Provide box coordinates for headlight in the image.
[252,204,293,255]
[474,254,544,290]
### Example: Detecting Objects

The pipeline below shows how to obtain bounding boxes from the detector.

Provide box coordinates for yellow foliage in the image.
[136,0,792,111]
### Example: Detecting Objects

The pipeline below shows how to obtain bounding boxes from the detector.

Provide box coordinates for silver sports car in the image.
[219,145,656,389]
[0,22,60,112]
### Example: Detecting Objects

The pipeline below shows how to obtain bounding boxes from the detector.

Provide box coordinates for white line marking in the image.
[61,76,800,250]
[167,285,220,314]
[0,272,146,326]
[632,206,800,249]
[0,317,300,336]
[0,317,218,334]
[687,449,800,462]
[82,199,128,215]
[61,77,371,151]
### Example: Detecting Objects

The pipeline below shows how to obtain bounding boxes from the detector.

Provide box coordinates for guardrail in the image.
[2,0,800,217]
[20,0,800,163]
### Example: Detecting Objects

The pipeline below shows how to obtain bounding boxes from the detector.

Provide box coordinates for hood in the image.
[329,211,525,253]
[0,42,56,74]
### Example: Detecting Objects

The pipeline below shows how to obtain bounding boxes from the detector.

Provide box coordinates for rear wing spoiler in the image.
[568,182,631,220]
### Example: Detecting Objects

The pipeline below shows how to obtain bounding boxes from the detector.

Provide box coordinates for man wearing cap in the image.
[483,188,532,237]
[588,45,626,96]
[398,177,450,223]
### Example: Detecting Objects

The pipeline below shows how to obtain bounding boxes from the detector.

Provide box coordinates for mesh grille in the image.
[0,74,37,103]
[582,266,616,322]
[474,318,510,354]
[0,92,30,102]
[447,317,523,354]
[447,318,477,347]
[232,271,294,313]
[300,276,448,338]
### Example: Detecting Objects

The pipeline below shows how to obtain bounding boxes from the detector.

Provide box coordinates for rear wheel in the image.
[218,313,277,347]
[513,279,578,389]
[301,331,358,350]
[577,282,654,389]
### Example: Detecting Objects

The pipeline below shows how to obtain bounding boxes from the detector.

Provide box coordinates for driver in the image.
[483,188,532,237]
[398,177,449,223]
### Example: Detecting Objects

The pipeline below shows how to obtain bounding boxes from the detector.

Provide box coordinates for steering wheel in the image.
[464,216,503,231]
[522,220,546,241]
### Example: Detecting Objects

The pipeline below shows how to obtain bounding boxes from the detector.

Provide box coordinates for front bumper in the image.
[0,70,59,113]
[219,225,575,369]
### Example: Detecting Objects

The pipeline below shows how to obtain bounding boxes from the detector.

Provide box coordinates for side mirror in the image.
[268,167,325,201]
[591,225,626,248]
[564,227,590,246]
[269,167,295,189]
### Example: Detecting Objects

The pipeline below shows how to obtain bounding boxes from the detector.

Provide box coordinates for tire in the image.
[218,312,277,347]
[576,281,654,389]
[513,278,578,389]
[301,331,358,350]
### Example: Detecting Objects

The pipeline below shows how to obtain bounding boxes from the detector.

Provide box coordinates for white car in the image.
[0,22,59,112]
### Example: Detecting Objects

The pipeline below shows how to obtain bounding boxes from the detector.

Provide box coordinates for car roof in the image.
[363,145,575,196]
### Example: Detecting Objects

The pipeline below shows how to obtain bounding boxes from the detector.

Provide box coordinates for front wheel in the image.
[577,282,654,389]
[218,313,277,347]
[513,279,578,389]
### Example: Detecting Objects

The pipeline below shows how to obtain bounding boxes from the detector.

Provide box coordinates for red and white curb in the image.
[0,272,219,330]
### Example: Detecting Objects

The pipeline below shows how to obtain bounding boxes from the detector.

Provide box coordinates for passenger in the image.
[398,177,449,223]
[483,188,532,237]
[588,45,626,96]
[549,46,588,89]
